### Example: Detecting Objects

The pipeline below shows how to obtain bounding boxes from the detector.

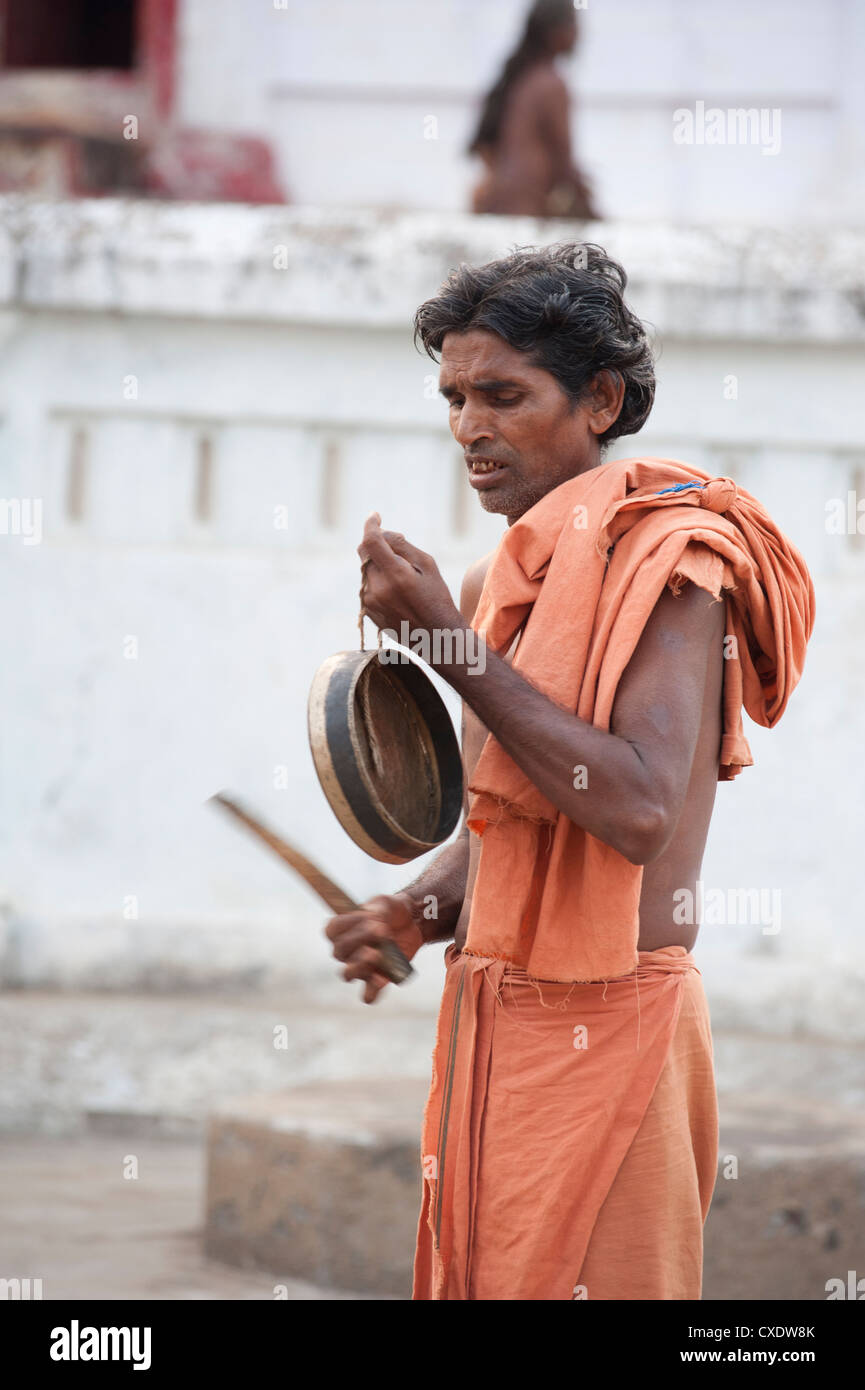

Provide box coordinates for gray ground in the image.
[0,1135,383,1300]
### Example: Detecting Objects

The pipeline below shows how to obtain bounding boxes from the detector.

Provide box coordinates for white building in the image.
[181,0,865,224]
[1,0,864,1143]
[2,0,862,223]
[1,202,863,1057]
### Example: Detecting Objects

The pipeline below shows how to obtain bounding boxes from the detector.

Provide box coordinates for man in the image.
[468,0,599,219]
[325,243,814,1300]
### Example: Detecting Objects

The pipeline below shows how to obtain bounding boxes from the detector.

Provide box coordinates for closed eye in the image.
[447,395,521,408]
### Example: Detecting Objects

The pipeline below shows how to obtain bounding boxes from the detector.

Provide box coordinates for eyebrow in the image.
[438,378,525,399]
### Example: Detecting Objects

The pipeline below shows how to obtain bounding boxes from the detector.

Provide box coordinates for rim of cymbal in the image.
[308,649,463,864]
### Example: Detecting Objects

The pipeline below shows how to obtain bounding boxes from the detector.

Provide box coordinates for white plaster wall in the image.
[0,201,863,1041]
[176,0,865,225]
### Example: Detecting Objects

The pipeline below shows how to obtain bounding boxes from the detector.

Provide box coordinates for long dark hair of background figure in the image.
[467,0,579,158]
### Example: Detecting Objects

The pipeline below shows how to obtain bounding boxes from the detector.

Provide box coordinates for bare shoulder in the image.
[610,580,726,826]
[510,61,566,112]
[614,579,726,724]
[666,578,727,642]
[522,61,570,108]
[520,62,566,98]
[459,550,496,623]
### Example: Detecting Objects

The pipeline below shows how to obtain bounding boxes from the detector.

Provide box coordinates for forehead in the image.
[438,328,537,383]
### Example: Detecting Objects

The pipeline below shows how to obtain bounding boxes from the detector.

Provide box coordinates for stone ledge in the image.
[204,1081,865,1300]
[706,1097,865,1300]
[204,1080,427,1298]
[2,989,865,1136]
[0,198,863,342]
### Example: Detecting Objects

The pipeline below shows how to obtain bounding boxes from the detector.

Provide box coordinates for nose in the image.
[450,398,495,449]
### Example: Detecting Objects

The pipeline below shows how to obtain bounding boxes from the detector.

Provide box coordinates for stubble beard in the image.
[478,475,545,522]
[479,451,606,522]
[477,470,561,523]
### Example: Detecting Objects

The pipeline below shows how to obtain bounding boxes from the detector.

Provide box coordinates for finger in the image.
[357,512,382,563]
[341,944,385,979]
[359,515,418,574]
[329,920,388,963]
[325,911,377,943]
[381,531,429,571]
[363,976,387,1005]
[361,512,384,548]
[367,541,413,573]
[342,946,389,983]
[357,528,400,571]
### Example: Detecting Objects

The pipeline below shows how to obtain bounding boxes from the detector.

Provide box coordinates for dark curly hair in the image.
[413,242,655,444]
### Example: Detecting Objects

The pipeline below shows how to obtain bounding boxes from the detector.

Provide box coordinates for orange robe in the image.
[413,945,717,1300]
[464,458,814,982]
[412,459,813,1300]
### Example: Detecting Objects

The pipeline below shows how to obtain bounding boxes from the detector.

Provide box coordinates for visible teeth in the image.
[471,460,499,473]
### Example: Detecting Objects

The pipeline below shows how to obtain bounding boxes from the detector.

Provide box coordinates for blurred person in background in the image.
[468,0,600,219]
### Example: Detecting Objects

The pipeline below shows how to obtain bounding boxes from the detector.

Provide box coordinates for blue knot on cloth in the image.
[655,480,704,495]
[655,477,738,514]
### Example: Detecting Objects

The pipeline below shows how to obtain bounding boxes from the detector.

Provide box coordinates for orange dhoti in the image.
[413,944,718,1300]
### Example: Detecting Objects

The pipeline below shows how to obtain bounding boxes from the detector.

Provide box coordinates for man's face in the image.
[439,328,607,524]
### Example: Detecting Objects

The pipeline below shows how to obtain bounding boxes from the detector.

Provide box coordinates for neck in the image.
[505,453,605,526]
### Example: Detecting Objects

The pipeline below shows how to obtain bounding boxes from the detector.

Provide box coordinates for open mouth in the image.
[467,458,508,488]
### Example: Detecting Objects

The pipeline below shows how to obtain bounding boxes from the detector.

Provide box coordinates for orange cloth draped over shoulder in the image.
[462,456,815,984]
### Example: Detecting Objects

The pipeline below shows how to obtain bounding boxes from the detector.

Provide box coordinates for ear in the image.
[585,370,625,437]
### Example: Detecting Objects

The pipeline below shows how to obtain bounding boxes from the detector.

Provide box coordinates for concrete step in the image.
[205,1080,427,1297]
[204,1081,865,1301]
[705,1095,865,1300]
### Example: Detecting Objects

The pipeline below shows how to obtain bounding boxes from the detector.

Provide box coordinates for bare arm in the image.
[357,515,726,867]
[393,824,470,945]
[434,583,725,864]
